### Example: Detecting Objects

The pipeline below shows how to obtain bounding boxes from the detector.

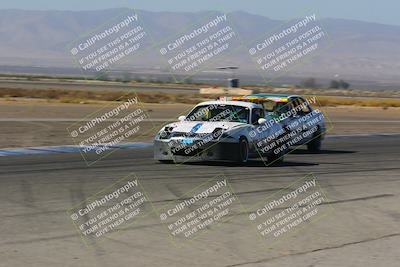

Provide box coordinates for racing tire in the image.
[266,130,287,164]
[307,129,322,153]
[237,138,249,164]
[158,160,173,164]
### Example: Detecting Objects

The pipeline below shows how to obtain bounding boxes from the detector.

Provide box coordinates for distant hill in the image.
[0,8,400,86]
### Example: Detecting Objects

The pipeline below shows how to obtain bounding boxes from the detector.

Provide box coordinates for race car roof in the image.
[197,100,261,109]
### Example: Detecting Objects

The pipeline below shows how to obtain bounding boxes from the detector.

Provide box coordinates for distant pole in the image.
[216,66,239,88]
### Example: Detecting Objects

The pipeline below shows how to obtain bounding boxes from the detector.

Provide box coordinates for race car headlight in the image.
[158,126,174,140]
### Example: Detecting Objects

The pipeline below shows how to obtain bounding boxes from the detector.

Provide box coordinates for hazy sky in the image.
[1,0,399,26]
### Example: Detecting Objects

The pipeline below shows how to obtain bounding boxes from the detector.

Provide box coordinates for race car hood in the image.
[166,121,245,134]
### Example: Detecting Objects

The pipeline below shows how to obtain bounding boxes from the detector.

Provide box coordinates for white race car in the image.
[154,100,287,164]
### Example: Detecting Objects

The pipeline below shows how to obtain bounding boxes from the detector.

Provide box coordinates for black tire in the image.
[307,129,322,153]
[266,129,287,164]
[158,160,173,164]
[237,138,249,164]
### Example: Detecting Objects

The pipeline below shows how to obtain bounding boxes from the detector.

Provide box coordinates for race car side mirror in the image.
[178,115,186,121]
[258,118,267,125]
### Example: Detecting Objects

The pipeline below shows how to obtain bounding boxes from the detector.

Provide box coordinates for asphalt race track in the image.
[1,135,400,267]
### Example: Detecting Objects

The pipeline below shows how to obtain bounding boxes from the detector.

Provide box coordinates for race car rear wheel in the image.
[158,160,173,164]
[237,138,249,164]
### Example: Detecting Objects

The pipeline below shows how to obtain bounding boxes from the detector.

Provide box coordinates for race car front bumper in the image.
[154,139,239,162]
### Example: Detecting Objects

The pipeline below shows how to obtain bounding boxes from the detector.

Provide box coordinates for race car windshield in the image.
[263,101,290,114]
[186,105,249,123]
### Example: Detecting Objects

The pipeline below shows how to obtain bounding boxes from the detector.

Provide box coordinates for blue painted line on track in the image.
[0,143,153,157]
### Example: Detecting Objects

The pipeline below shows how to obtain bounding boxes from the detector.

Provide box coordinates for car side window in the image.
[251,108,264,124]
[262,100,275,112]
[290,98,299,109]
[283,101,294,114]
[296,98,311,114]
[288,98,298,113]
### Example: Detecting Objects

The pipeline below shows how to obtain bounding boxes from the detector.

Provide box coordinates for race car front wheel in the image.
[237,138,249,164]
